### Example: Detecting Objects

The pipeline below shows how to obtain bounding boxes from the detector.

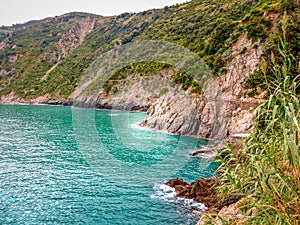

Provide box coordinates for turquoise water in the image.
[0,104,218,224]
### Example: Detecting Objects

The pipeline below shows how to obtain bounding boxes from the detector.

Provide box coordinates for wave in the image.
[130,123,176,135]
[107,113,121,116]
[130,123,150,130]
[150,183,207,212]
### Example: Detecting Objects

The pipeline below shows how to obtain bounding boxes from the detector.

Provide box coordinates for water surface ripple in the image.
[0,105,218,224]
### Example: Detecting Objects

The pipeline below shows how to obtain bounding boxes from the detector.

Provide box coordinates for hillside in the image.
[0,0,296,102]
[1,0,300,224]
[0,0,299,137]
[0,12,101,101]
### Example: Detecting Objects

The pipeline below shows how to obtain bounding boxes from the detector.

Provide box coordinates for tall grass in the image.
[213,12,300,224]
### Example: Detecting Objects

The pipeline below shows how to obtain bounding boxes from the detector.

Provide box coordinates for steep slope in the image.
[0,0,299,138]
[0,12,100,101]
[141,33,264,139]
[0,9,167,102]
[0,0,277,102]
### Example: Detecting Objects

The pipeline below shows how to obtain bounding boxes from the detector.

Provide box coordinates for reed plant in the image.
[210,12,300,224]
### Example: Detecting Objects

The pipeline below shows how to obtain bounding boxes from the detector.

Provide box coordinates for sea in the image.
[0,104,218,224]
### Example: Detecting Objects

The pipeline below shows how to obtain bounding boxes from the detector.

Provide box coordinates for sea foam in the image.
[151,183,208,212]
[130,122,175,135]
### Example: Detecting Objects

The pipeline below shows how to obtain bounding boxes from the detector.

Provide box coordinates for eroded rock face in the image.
[219,34,264,136]
[57,16,97,57]
[140,90,219,138]
[142,33,264,138]
[95,72,174,111]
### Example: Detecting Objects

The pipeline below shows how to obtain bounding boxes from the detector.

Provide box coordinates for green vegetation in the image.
[0,0,286,101]
[210,16,300,224]
[139,0,280,75]
[171,70,202,93]
[0,12,102,100]
[102,61,172,95]
[244,4,300,96]
[244,70,266,96]
[0,10,168,100]
[102,61,202,96]
[0,1,299,224]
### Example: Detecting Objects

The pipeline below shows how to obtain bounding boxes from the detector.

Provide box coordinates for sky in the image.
[0,0,188,26]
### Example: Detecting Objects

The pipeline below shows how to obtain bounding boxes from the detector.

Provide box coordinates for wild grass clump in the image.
[213,12,300,224]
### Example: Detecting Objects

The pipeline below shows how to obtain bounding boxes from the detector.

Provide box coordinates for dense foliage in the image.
[0,0,285,100]
[244,2,300,96]
[0,12,101,99]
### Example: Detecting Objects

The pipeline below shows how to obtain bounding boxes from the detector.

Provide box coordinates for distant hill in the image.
[0,0,299,102]
[2,19,46,31]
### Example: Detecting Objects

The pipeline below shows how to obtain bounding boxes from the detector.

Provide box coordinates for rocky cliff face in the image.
[141,34,264,139]
[95,70,176,111]
[0,0,284,140]
[140,91,216,138]
[219,34,264,136]
[74,33,264,140]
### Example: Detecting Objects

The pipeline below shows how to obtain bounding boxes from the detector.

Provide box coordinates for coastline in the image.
[1,100,244,224]
[0,102,241,224]
[0,101,235,142]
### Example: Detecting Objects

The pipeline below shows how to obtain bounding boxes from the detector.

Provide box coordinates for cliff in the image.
[141,34,264,139]
[1,0,298,139]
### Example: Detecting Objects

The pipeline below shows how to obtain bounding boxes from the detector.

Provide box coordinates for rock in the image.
[72,96,98,108]
[197,197,257,224]
[96,101,150,111]
[167,178,189,188]
[167,175,245,218]
[72,69,176,110]
[42,101,63,105]
[228,109,253,135]
[189,150,211,156]
[141,33,264,139]
[167,177,219,208]
[189,142,227,156]
[141,90,226,139]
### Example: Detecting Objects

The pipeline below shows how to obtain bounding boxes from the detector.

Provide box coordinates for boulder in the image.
[167,177,218,208]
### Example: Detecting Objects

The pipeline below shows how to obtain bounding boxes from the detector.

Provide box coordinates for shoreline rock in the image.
[166,177,242,214]
[166,177,219,208]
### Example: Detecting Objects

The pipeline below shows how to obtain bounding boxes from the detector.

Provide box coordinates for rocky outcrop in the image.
[167,177,218,208]
[197,197,257,225]
[74,69,177,111]
[141,34,264,139]
[0,93,72,106]
[219,33,264,136]
[0,93,24,104]
[167,176,244,223]
[140,90,221,138]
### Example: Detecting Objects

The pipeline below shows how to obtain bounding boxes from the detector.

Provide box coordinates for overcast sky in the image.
[0,0,188,26]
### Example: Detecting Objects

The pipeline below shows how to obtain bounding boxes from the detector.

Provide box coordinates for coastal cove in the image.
[0,104,219,224]
[1,0,299,223]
